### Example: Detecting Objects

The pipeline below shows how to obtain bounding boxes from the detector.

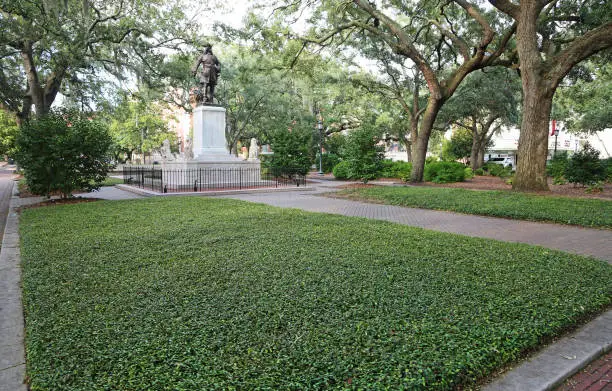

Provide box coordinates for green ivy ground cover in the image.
[333,186,612,228]
[20,197,612,390]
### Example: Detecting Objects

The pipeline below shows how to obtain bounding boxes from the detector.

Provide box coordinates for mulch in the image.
[20,198,103,210]
[337,175,612,200]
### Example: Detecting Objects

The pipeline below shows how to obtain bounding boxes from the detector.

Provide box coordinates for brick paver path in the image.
[555,352,612,391]
[218,183,612,262]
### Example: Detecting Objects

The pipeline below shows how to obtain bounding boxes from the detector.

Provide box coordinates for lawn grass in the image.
[333,186,612,228]
[99,176,123,187]
[20,197,612,390]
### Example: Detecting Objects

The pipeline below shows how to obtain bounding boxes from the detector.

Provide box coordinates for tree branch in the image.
[487,0,519,19]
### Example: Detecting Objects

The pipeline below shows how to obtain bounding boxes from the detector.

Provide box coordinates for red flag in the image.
[550,120,556,136]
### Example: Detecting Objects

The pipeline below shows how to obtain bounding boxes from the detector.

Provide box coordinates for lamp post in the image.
[554,129,559,157]
[317,111,324,175]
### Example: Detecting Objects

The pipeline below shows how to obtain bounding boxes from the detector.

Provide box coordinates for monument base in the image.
[192,105,241,161]
[160,160,262,191]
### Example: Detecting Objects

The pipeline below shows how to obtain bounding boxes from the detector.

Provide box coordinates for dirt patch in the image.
[345,175,612,200]
[21,198,103,209]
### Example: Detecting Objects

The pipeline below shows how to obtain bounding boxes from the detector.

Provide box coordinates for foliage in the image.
[442,128,473,161]
[14,112,113,198]
[108,94,177,162]
[554,62,612,133]
[483,163,513,178]
[424,162,466,183]
[474,168,485,176]
[340,126,385,183]
[335,186,612,228]
[20,197,612,390]
[585,181,604,194]
[464,167,474,180]
[0,0,197,119]
[270,128,313,176]
[0,110,19,158]
[380,160,413,179]
[602,157,612,182]
[547,152,569,182]
[321,153,341,174]
[565,143,605,186]
[332,161,350,179]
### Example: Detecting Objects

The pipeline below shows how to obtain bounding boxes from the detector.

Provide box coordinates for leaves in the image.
[20,197,612,389]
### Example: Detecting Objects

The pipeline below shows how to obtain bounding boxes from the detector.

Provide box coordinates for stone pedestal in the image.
[192,105,240,161]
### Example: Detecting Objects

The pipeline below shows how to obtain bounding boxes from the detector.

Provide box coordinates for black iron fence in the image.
[122,166,306,193]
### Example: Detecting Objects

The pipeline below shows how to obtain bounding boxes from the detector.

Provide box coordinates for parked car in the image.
[485,157,514,168]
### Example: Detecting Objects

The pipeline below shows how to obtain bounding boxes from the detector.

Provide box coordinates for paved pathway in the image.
[0,168,27,391]
[218,181,612,262]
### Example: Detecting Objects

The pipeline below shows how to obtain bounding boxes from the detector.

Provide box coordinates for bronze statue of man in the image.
[191,45,221,105]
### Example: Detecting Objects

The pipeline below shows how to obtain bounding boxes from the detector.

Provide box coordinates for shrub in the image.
[424,161,466,183]
[464,167,474,180]
[425,156,439,164]
[474,168,485,176]
[565,143,605,186]
[547,152,568,182]
[320,153,341,173]
[269,127,312,176]
[340,126,384,183]
[601,157,612,182]
[483,163,513,178]
[380,160,412,178]
[14,112,113,198]
[332,161,350,179]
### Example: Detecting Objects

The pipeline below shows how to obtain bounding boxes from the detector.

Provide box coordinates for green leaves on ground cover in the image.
[335,186,612,228]
[20,197,612,390]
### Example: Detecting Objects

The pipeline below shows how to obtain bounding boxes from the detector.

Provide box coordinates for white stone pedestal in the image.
[193,105,239,161]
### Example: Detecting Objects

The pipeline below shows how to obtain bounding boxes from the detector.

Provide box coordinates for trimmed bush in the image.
[464,167,474,179]
[474,168,485,176]
[547,151,568,181]
[565,143,605,186]
[321,153,341,173]
[340,126,384,183]
[380,160,413,178]
[424,161,466,183]
[332,161,350,179]
[14,112,113,198]
[269,128,313,176]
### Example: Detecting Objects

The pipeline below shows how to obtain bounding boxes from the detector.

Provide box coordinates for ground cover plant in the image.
[333,186,612,228]
[21,198,612,390]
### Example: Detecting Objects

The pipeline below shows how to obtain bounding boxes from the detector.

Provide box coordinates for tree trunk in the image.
[512,5,555,192]
[409,99,441,182]
[477,148,485,168]
[470,123,479,171]
[405,141,412,163]
[513,88,553,191]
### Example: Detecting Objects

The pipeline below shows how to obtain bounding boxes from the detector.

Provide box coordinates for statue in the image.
[184,136,194,160]
[160,139,175,161]
[248,138,259,160]
[191,44,221,105]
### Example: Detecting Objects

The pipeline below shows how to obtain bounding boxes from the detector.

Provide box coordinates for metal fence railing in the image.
[122,166,306,193]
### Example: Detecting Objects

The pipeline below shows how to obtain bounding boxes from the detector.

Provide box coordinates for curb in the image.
[483,309,612,390]
[116,183,315,197]
[0,181,27,391]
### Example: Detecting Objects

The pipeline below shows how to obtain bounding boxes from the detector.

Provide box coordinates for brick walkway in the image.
[218,183,612,262]
[555,352,612,391]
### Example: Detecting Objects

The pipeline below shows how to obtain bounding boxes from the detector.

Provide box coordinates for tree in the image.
[272,0,516,182]
[487,0,612,191]
[442,127,473,162]
[0,0,197,122]
[0,110,18,158]
[341,125,385,183]
[554,60,611,134]
[438,68,520,169]
[14,111,113,198]
[108,94,177,163]
[269,127,313,176]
